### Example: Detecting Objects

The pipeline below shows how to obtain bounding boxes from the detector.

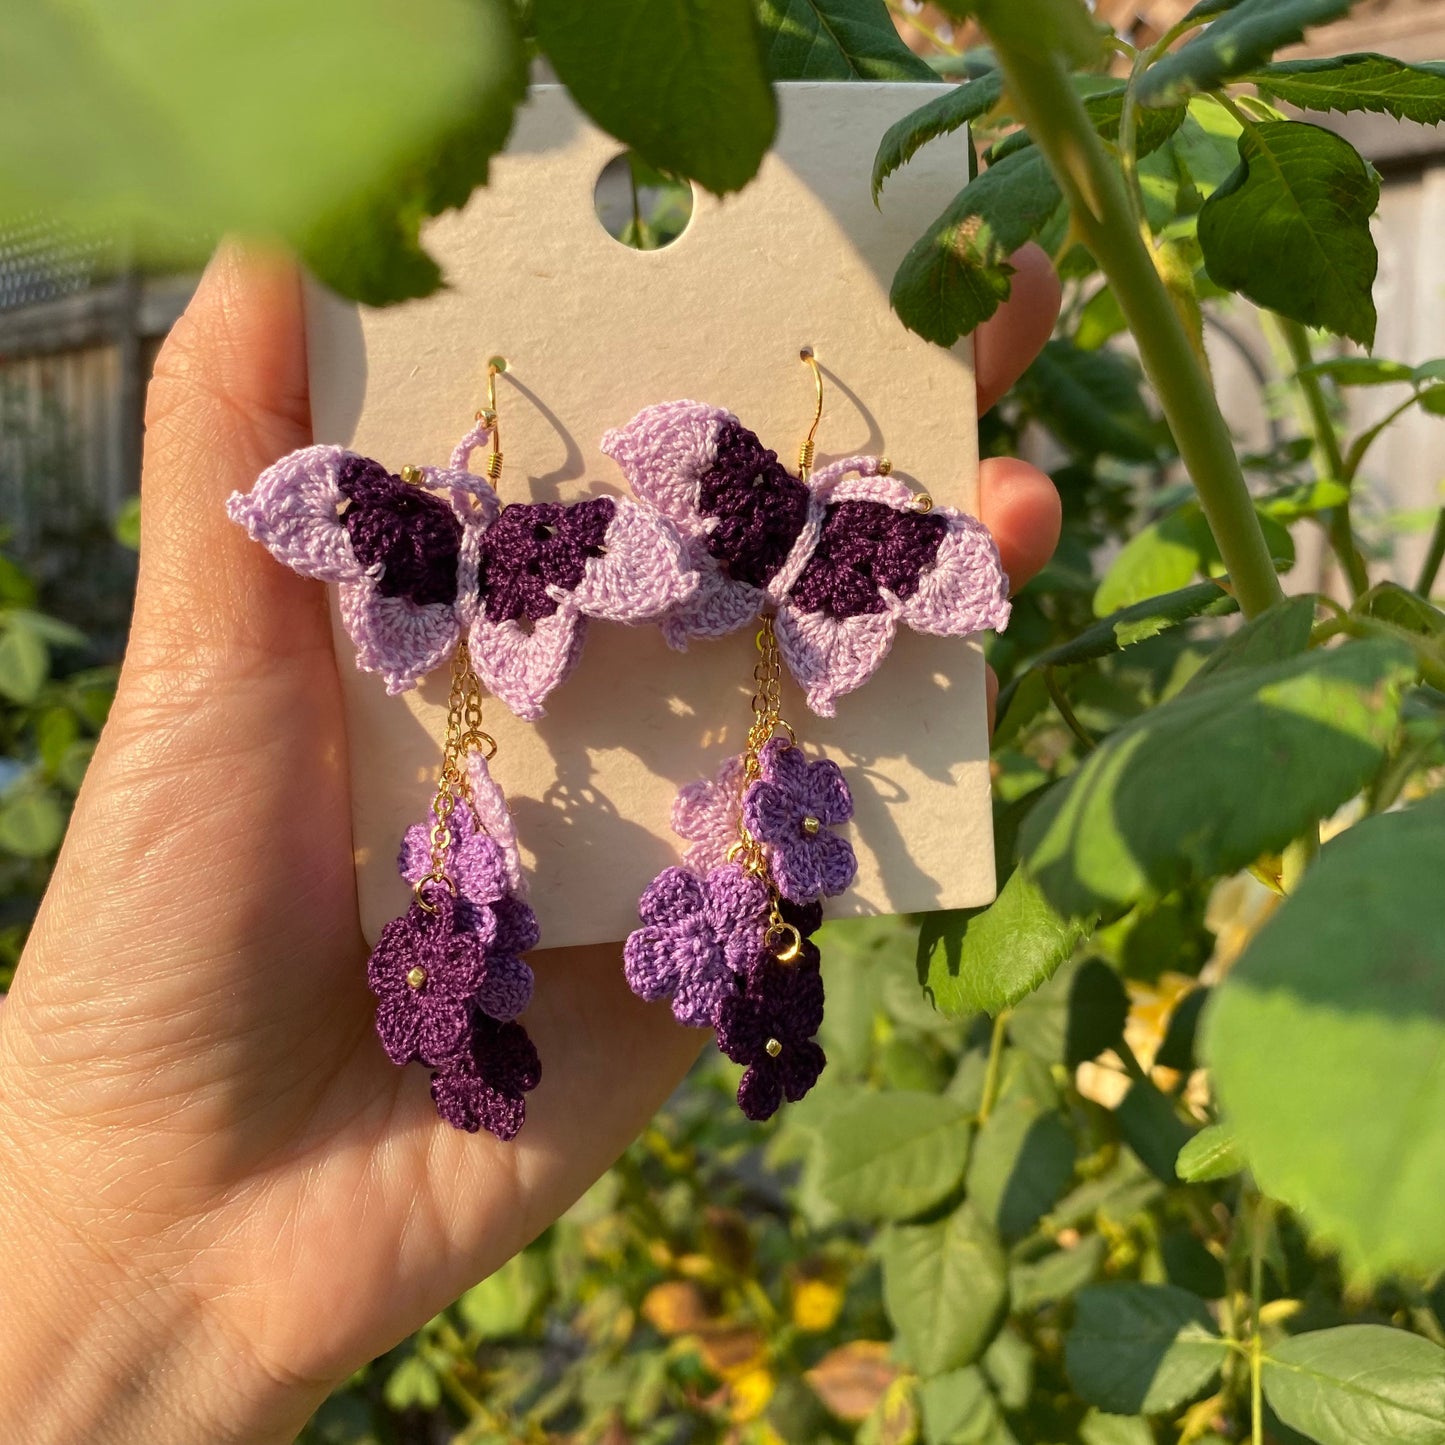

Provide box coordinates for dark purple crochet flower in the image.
[623,863,770,1026]
[741,738,857,904]
[367,891,493,1067]
[779,895,824,940]
[698,418,810,588]
[398,802,536,1021]
[716,948,826,1121]
[477,498,616,624]
[430,1013,542,1140]
[791,499,948,619]
[337,455,463,607]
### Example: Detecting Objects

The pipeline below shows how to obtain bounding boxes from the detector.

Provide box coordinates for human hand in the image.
[0,243,1060,1445]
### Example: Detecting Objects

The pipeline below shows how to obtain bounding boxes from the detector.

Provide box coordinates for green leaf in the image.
[536,0,776,196]
[1258,478,1353,523]
[1156,987,1209,1071]
[1065,1283,1227,1415]
[890,146,1061,345]
[2,0,517,291]
[1175,1123,1244,1183]
[815,1092,973,1220]
[1419,385,1445,417]
[1093,509,1218,622]
[1080,1412,1155,1445]
[758,0,937,82]
[1199,121,1379,347]
[1262,1326,1445,1445]
[966,1093,1075,1242]
[1020,640,1413,918]
[1116,1078,1198,1184]
[0,623,49,703]
[1139,0,1357,107]
[1007,956,1130,1068]
[1183,596,1317,691]
[6,610,86,649]
[1008,1234,1107,1310]
[114,496,141,551]
[1296,356,1416,387]
[918,1366,1013,1444]
[458,1251,549,1339]
[384,1353,441,1411]
[1037,584,1236,670]
[1248,54,1445,126]
[1021,341,1164,463]
[873,71,1004,202]
[0,790,65,858]
[1357,583,1445,639]
[919,864,1093,1017]
[1204,795,1445,1277]
[882,1203,1009,1377]
[34,707,78,776]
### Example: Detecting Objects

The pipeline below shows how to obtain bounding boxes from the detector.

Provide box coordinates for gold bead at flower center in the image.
[406,966,428,990]
[765,1037,783,1058]
[801,815,821,836]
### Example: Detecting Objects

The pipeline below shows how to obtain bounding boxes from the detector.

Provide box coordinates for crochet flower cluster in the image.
[624,738,858,1120]
[367,797,541,1138]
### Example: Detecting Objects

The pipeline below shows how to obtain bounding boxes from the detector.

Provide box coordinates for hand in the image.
[0,243,1061,1445]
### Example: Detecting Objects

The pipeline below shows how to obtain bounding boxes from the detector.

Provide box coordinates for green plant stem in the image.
[1247,1193,1272,1445]
[1278,319,1369,598]
[979,24,1284,619]
[1044,666,1095,750]
[1416,507,1445,598]
[977,1011,1010,1125]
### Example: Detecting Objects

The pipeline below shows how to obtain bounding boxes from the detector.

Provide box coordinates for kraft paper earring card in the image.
[303,82,1000,950]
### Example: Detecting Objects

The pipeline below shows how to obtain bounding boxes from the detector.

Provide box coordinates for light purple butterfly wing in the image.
[469,606,587,722]
[775,605,898,717]
[600,400,731,539]
[226,445,366,582]
[569,496,697,622]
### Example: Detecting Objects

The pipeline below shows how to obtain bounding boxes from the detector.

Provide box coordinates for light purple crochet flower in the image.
[430,1013,541,1140]
[623,863,770,1026]
[226,420,696,717]
[399,800,508,929]
[672,753,746,873]
[602,402,1011,715]
[741,738,856,905]
[366,891,493,1067]
[398,800,537,1021]
[716,945,827,1121]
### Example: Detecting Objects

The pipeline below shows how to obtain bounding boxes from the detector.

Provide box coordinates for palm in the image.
[0,246,1060,1415]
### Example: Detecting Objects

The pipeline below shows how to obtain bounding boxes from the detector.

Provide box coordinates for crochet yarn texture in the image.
[602,400,1012,715]
[227,421,695,715]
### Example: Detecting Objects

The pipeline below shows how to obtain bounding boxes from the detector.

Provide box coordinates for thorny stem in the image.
[980,23,1285,619]
[977,1011,1010,1125]
[1416,507,1445,598]
[1044,665,1095,750]
[1278,318,1370,598]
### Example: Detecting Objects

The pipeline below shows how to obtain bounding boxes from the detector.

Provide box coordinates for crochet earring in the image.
[606,351,1011,1121]
[227,357,695,1137]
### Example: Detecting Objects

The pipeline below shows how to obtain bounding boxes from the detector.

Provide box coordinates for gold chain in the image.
[731,617,802,961]
[415,640,497,911]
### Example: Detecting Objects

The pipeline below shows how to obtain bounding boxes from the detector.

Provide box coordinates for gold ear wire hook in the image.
[798,347,823,479]
[476,355,508,481]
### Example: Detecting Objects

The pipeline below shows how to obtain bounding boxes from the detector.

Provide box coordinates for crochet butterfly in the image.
[602,401,1011,715]
[227,417,696,718]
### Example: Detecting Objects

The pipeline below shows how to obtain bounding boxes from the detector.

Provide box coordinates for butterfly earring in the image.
[608,351,1011,1121]
[227,357,696,1137]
